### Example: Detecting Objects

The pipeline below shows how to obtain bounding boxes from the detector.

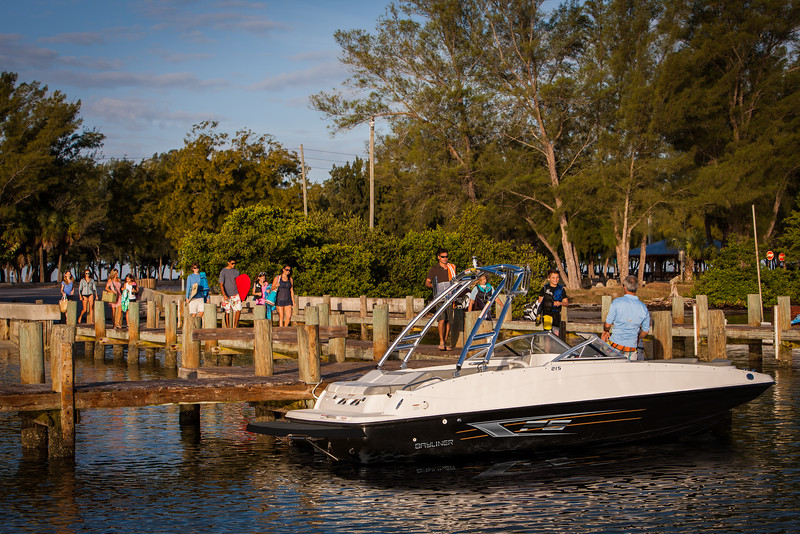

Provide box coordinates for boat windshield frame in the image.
[376,264,531,371]
[552,333,630,361]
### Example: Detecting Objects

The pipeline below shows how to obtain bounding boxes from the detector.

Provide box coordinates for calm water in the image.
[0,343,798,533]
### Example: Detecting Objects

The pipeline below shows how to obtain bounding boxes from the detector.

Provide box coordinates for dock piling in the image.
[19,322,45,385]
[747,293,763,363]
[776,297,792,365]
[297,310,321,384]
[329,312,346,363]
[94,301,106,340]
[254,318,273,376]
[372,304,389,361]
[651,311,673,360]
[707,310,726,361]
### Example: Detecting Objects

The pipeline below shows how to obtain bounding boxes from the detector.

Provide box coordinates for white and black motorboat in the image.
[246,264,774,463]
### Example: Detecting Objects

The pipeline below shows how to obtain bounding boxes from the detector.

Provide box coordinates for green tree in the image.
[311,0,501,232]
[480,0,596,289]
[580,0,690,281]
[318,157,371,220]
[0,71,104,281]
[157,122,301,248]
[659,0,800,243]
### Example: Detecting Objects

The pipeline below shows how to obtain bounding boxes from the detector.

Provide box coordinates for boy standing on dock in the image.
[219,258,241,328]
[537,269,568,336]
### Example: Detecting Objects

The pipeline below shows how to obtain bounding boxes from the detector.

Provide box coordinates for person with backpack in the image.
[468,273,494,319]
[185,263,209,318]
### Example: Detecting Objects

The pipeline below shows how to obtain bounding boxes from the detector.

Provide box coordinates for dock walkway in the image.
[0,359,447,414]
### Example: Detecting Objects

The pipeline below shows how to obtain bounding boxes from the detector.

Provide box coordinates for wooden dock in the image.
[0,359,445,415]
[1,292,796,459]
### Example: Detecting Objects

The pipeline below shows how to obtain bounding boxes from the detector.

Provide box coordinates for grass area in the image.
[569,282,695,306]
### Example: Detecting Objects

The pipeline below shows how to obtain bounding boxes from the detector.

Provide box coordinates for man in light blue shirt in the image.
[601,275,650,360]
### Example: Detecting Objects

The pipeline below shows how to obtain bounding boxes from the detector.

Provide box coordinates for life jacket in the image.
[473,284,492,311]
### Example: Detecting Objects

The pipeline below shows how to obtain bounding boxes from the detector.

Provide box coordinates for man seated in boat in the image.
[601,275,650,360]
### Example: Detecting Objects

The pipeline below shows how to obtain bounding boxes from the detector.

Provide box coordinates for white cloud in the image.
[0,34,59,69]
[51,69,229,90]
[250,61,347,91]
[39,32,106,46]
[86,96,222,129]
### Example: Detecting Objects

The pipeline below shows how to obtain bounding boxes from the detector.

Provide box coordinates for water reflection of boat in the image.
[247,264,774,463]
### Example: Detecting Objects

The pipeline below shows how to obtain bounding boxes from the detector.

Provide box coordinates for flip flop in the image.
[438,344,446,351]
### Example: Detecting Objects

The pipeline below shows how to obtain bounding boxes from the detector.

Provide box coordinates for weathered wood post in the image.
[297,305,320,383]
[146,300,157,329]
[19,321,47,452]
[695,295,709,360]
[202,302,218,354]
[50,324,75,390]
[128,301,140,341]
[776,296,792,364]
[53,339,75,458]
[671,296,684,324]
[165,301,178,345]
[360,295,368,340]
[372,304,389,361]
[405,296,415,320]
[747,293,763,363]
[253,316,273,376]
[464,310,479,343]
[318,301,330,327]
[494,294,507,323]
[65,300,78,326]
[707,309,726,361]
[20,322,45,385]
[670,296,685,357]
[164,301,178,368]
[182,314,201,369]
[601,295,612,324]
[126,301,140,365]
[94,301,106,340]
[330,312,347,363]
[651,310,673,360]
[450,308,465,349]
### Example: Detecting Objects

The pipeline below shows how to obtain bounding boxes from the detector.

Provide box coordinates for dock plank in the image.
[0,359,452,413]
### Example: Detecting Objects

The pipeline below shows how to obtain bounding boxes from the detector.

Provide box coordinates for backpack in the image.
[198,273,210,300]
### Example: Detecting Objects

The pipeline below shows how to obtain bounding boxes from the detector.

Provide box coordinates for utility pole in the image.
[369,117,375,229]
[300,144,307,217]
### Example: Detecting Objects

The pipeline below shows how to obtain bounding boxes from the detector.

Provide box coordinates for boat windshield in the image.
[553,334,629,361]
[466,332,571,362]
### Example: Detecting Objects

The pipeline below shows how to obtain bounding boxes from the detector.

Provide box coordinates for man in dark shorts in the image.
[425,248,456,350]
[219,257,241,328]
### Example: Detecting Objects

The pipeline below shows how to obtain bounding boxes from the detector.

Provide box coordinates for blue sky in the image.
[1,0,393,182]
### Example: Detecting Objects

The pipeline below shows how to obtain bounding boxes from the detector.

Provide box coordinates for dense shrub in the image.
[178,204,550,300]
[694,238,800,306]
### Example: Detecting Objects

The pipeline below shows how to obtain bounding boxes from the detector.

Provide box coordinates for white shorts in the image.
[222,295,242,313]
[188,298,205,315]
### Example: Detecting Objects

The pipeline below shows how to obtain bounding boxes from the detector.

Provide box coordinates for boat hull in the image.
[248,382,771,463]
